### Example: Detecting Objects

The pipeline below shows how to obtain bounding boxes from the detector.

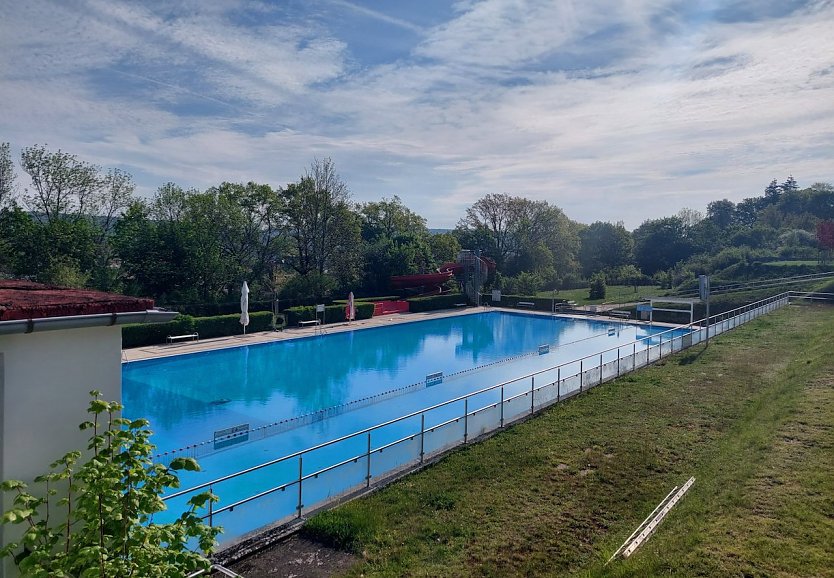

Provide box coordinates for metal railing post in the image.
[297,456,303,518]
[659,334,662,359]
[557,367,561,401]
[531,375,535,414]
[617,348,620,377]
[464,399,469,443]
[208,484,214,527]
[366,433,371,488]
[599,353,603,384]
[580,359,583,392]
[419,414,425,463]
[500,386,504,428]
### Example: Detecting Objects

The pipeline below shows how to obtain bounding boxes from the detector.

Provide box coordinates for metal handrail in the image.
[164,292,790,507]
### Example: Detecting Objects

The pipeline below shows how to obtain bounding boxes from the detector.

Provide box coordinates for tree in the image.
[429,232,461,265]
[632,216,695,275]
[0,142,16,208]
[782,175,798,194]
[457,193,579,279]
[588,272,606,299]
[281,159,362,295]
[208,181,287,296]
[0,391,219,577]
[734,197,762,227]
[357,196,432,292]
[764,179,781,202]
[706,199,735,229]
[358,196,427,243]
[817,220,834,263]
[20,145,103,223]
[578,221,633,277]
[676,207,703,228]
[458,193,516,268]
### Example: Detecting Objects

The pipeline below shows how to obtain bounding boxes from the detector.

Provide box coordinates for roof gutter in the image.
[0,310,179,336]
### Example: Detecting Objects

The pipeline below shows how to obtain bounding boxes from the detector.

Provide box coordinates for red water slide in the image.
[389,262,462,290]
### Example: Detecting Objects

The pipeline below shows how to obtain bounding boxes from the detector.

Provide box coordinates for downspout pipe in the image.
[0,310,179,336]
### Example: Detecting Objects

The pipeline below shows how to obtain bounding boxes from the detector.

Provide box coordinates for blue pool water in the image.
[123,311,674,455]
[123,311,687,541]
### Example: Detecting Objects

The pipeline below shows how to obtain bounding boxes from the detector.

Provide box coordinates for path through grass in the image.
[303,305,834,577]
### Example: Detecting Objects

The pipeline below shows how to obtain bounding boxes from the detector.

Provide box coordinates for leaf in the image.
[169,457,201,472]
[88,399,110,413]
[3,508,33,523]
[186,492,218,509]
[0,480,27,491]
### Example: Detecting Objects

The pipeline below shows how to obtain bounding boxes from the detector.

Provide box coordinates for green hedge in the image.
[122,316,195,348]
[480,294,568,311]
[284,302,374,326]
[122,311,273,348]
[192,311,272,339]
[406,294,467,312]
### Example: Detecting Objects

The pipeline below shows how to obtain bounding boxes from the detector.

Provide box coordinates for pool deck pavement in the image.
[122,305,678,363]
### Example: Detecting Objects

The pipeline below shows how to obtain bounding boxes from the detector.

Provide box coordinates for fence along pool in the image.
[162,294,788,546]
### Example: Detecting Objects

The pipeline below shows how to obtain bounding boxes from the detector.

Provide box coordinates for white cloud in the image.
[1,0,832,229]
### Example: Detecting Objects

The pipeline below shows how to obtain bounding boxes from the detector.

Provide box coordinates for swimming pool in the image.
[123,311,677,457]
[123,310,692,543]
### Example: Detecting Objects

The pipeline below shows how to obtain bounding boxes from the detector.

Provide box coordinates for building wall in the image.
[0,325,122,577]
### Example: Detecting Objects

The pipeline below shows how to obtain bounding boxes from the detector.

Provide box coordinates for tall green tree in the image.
[633,216,695,275]
[208,181,286,295]
[456,193,579,280]
[429,232,461,265]
[578,221,633,277]
[20,145,103,223]
[706,199,735,229]
[358,196,433,293]
[281,159,362,295]
[359,195,427,242]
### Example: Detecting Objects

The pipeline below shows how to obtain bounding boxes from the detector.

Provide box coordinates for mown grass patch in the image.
[304,305,834,577]
[537,285,665,306]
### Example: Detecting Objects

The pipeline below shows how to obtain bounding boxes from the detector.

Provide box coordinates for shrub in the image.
[122,311,274,348]
[480,294,568,311]
[284,302,374,326]
[0,391,220,577]
[192,311,272,339]
[589,273,606,300]
[122,314,196,348]
[406,293,467,312]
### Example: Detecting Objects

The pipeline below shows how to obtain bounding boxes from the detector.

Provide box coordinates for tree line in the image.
[1,142,833,305]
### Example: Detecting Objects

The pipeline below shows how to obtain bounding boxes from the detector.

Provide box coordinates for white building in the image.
[0,280,175,577]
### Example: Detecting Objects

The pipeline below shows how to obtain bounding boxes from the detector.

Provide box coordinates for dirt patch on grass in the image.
[227,535,357,578]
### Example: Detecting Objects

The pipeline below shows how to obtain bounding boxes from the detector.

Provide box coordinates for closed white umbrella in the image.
[240,281,250,334]
[347,291,355,322]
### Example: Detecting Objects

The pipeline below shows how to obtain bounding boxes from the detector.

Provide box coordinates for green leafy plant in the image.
[588,272,607,300]
[0,391,220,577]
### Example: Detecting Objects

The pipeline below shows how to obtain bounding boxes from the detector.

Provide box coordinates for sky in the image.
[1,0,833,230]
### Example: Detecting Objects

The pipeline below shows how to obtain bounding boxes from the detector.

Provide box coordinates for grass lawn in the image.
[766,260,821,266]
[302,304,834,577]
[536,285,666,306]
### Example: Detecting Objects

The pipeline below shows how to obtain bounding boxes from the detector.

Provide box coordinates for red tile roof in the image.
[0,280,154,321]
